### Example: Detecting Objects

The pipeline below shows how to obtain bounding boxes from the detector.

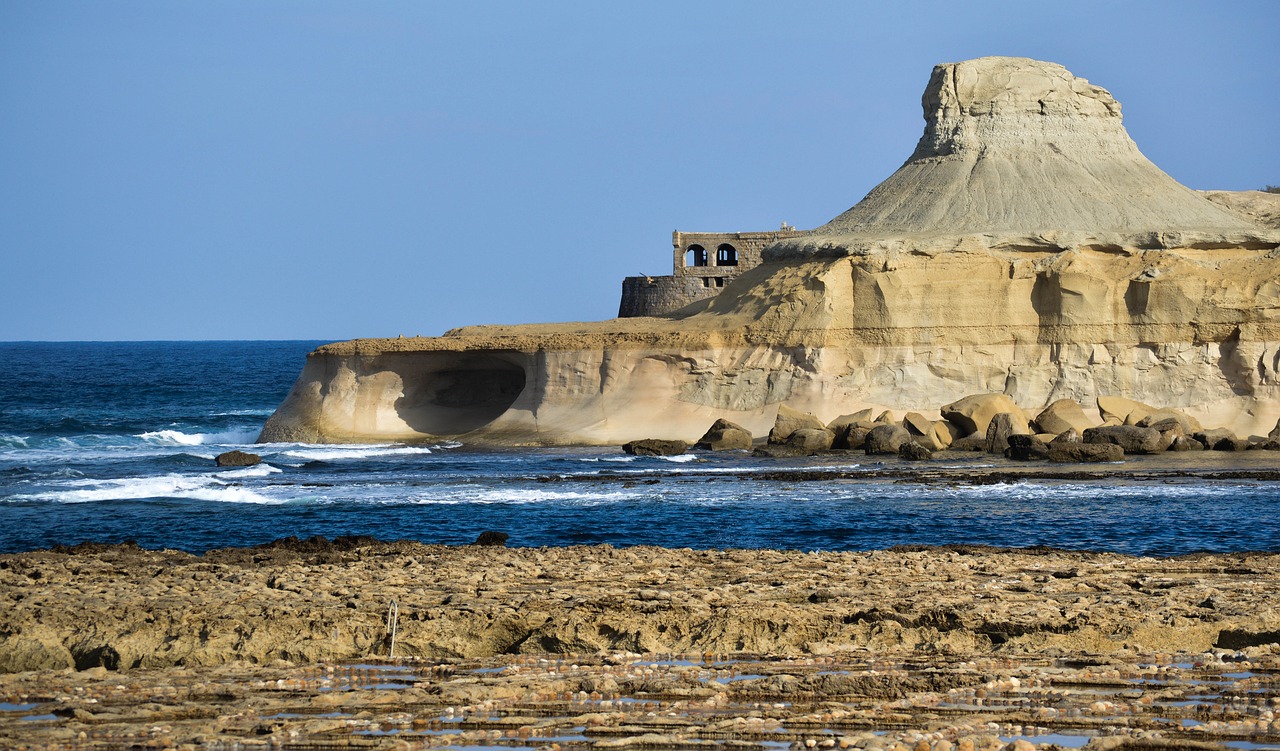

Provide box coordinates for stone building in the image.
[618,225,803,317]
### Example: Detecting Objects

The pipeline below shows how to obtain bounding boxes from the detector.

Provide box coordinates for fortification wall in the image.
[618,275,717,318]
[619,227,805,318]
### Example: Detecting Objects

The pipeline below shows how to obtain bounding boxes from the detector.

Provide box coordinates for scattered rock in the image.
[1083,425,1163,454]
[215,450,261,467]
[1048,443,1125,463]
[1097,396,1155,426]
[622,439,689,456]
[1194,428,1246,451]
[985,412,1030,454]
[1136,408,1202,434]
[941,394,1022,437]
[785,428,835,452]
[827,410,874,433]
[695,419,753,451]
[768,405,825,445]
[1035,399,1094,435]
[898,441,933,461]
[948,435,988,452]
[864,424,910,455]
[472,531,509,547]
[836,424,874,451]
[1004,434,1050,461]
[1050,428,1081,445]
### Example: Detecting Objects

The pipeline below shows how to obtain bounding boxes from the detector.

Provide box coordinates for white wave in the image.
[660,454,699,463]
[0,434,30,449]
[408,488,632,505]
[217,464,282,479]
[279,445,435,461]
[137,428,260,446]
[10,472,283,505]
[209,408,275,416]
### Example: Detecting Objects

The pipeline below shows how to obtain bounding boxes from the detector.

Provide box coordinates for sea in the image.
[1,341,1277,556]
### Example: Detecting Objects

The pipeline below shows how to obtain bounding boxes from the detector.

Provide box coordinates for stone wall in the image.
[618,275,717,317]
[619,227,804,318]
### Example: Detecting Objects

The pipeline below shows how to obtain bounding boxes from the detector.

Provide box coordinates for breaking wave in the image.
[9,471,283,505]
[137,428,260,446]
[277,445,437,462]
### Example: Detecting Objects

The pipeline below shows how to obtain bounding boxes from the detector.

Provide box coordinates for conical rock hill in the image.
[770,57,1273,258]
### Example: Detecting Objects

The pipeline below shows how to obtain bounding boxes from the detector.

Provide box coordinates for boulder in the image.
[1050,428,1082,445]
[898,441,933,461]
[1270,419,1280,441]
[472,531,509,546]
[1136,408,1202,434]
[1035,399,1094,435]
[785,428,835,452]
[768,405,825,445]
[1083,425,1163,454]
[752,444,809,458]
[827,410,874,432]
[864,424,910,455]
[1096,396,1155,426]
[215,450,261,467]
[948,435,988,452]
[874,410,896,425]
[941,394,1022,437]
[622,439,688,456]
[1194,428,1245,451]
[1004,434,1050,461]
[985,411,1031,454]
[833,424,872,451]
[1048,443,1125,463]
[695,419,753,451]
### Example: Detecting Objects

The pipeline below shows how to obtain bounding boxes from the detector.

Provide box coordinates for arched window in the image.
[685,244,708,267]
[716,244,738,266]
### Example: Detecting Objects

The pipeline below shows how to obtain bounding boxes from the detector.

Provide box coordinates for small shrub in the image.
[1264,185,1280,194]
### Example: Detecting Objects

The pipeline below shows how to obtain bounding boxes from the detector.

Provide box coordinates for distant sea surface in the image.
[1,341,1277,556]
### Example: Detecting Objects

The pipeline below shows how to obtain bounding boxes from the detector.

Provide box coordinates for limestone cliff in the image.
[260,57,1280,445]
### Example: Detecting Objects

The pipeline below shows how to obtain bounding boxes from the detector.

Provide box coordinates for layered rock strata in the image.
[260,57,1280,446]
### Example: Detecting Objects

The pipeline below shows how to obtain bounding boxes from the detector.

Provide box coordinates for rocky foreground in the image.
[0,541,1278,749]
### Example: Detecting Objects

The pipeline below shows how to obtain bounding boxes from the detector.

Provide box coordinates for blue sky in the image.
[2,1,1277,341]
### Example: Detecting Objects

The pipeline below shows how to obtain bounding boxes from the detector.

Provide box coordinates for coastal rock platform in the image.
[2,541,1278,749]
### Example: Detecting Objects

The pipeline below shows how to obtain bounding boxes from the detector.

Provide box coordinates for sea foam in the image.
[137,428,260,447]
[277,445,436,462]
[10,471,283,505]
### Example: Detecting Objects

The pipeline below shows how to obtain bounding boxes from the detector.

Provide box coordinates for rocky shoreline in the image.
[1,540,1278,749]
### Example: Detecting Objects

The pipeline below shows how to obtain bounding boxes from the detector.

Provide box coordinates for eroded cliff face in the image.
[259,57,1280,446]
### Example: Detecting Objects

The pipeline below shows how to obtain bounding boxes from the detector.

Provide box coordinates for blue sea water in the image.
[0,341,1278,556]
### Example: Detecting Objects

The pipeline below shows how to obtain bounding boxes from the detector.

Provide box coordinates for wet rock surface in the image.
[0,541,1278,748]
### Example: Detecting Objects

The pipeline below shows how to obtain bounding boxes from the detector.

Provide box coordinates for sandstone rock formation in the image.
[260,57,1280,446]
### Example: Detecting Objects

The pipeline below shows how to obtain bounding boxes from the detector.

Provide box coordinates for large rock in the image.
[833,424,872,451]
[1082,426,1163,454]
[622,439,688,456]
[695,419,753,451]
[1048,443,1124,463]
[768,405,825,445]
[941,394,1023,437]
[258,57,1280,447]
[1005,434,1050,461]
[1270,419,1280,441]
[1195,428,1248,451]
[216,450,261,467]
[1136,409,1202,435]
[827,410,874,432]
[985,412,1031,453]
[1097,396,1155,426]
[864,424,910,455]
[898,441,933,461]
[785,428,834,452]
[1035,400,1093,435]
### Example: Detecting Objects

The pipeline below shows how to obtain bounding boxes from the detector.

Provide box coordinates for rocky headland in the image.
[259,56,1280,447]
[1,541,1279,749]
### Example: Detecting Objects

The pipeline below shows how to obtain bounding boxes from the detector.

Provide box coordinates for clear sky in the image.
[2,1,1277,341]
